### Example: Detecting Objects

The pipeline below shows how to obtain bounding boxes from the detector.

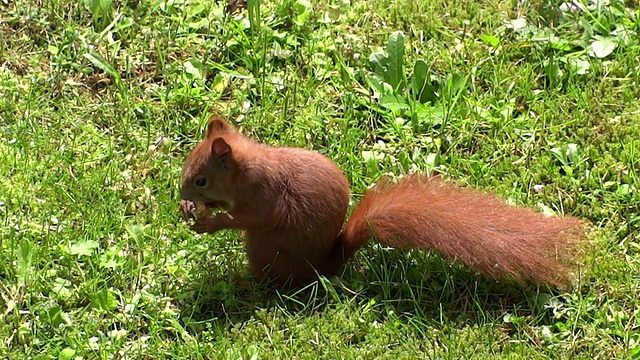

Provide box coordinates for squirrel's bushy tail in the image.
[337,175,586,287]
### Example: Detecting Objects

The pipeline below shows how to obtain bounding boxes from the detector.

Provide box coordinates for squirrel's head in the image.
[180,116,240,210]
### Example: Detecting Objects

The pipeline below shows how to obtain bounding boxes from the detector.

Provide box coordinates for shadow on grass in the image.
[176,246,566,333]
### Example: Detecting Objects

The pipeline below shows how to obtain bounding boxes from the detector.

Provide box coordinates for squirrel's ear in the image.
[206,116,230,138]
[211,137,231,158]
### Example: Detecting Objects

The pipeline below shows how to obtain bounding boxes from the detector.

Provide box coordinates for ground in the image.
[1,0,639,358]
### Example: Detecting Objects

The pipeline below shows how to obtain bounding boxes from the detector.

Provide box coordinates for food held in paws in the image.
[192,201,211,219]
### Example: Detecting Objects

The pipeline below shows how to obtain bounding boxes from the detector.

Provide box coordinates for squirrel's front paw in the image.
[191,217,219,234]
[180,200,196,220]
[180,200,212,221]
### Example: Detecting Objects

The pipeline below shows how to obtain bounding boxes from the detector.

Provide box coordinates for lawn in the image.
[1,0,639,358]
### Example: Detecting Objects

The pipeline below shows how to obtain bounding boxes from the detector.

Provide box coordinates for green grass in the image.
[1,0,639,358]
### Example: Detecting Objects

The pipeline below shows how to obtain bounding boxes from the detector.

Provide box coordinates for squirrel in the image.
[179,116,586,288]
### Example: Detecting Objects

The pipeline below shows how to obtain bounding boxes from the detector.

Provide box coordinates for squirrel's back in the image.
[262,146,350,237]
[240,145,351,284]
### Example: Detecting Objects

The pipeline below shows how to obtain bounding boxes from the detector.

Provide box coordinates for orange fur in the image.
[337,175,585,286]
[180,116,586,287]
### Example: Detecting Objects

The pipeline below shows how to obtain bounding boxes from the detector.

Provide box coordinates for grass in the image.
[1,0,639,358]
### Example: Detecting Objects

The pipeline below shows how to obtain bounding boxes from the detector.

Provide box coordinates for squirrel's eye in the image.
[194,177,207,187]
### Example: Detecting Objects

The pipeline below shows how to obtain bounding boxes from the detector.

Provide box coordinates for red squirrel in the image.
[180,116,586,288]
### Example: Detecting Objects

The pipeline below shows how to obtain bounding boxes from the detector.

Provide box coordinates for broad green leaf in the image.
[125,224,145,243]
[569,58,590,75]
[84,0,113,28]
[590,39,617,58]
[540,326,559,343]
[616,184,632,197]
[226,348,243,359]
[544,58,563,88]
[551,147,568,167]
[385,31,405,92]
[479,34,500,48]
[69,239,99,257]
[99,252,123,269]
[294,0,312,26]
[52,277,73,299]
[17,240,33,285]
[362,150,384,162]
[184,58,204,80]
[18,323,30,337]
[114,16,134,32]
[548,37,574,51]
[365,75,392,95]
[425,152,438,167]
[509,18,527,32]
[186,3,205,17]
[565,143,580,162]
[59,348,76,360]
[91,288,118,311]
[212,73,229,94]
[379,94,409,113]
[593,14,612,36]
[503,313,523,324]
[449,73,467,94]
[551,143,581,168]
[415,103,444,126]
[580,18,593,38]
[83,52,118,78]
[362,149,383,177]
[84,0,100,15]
[48,306,71,327]
[369,52,388,80]
[562,165,574,177]
[441,73,467,102]
[99,0,113,14]
[188,17,210,29]
[295,0,312,12]
[412,59,437,104]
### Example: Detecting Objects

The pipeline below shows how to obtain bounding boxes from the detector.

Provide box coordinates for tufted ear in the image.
[211,137,231,158]
[205,116,230,139]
